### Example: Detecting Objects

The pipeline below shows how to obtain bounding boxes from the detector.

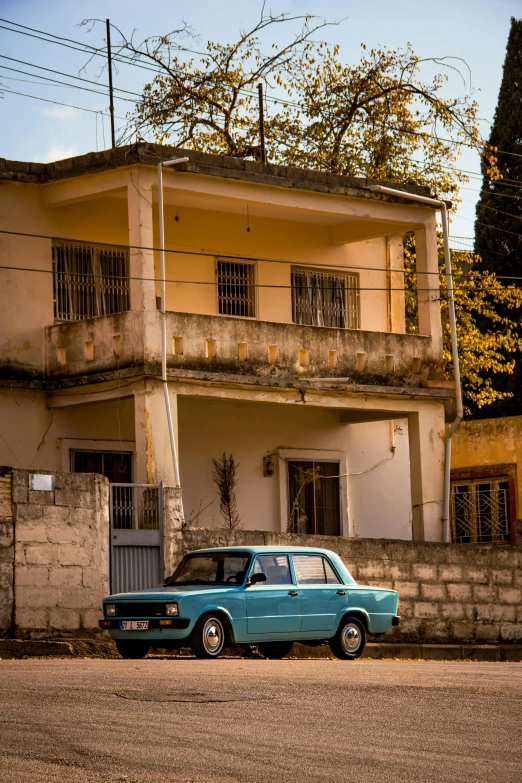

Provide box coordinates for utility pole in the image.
[106,18,116,149]
[257,82,266,164]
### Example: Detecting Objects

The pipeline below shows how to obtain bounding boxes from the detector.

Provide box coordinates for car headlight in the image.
[104,604,116,617]
[165,603,178,617]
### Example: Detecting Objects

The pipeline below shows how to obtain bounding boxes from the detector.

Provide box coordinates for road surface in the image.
[0,658,520,782]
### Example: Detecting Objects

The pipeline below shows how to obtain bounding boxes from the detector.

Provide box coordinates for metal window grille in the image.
[288,461,341,537]
[217,259,256,318]
[291,268,359,329]
[52,240,130,321]
[450,477,511,544]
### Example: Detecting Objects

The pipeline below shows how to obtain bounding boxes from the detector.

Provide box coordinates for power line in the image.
[1,87,128,120]
[0,63,136,102]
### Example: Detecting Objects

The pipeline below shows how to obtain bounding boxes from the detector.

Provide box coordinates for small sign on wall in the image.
[29,474,55,492]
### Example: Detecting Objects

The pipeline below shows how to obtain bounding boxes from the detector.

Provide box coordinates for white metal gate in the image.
[110,483,164,594]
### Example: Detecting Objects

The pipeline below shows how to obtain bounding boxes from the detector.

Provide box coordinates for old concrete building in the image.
[0,144,453,596]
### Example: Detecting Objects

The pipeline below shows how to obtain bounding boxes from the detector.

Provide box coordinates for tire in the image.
[190,614,226,659]
[116,640,150,659]
[257,642,294,659]
[329,617,366,660]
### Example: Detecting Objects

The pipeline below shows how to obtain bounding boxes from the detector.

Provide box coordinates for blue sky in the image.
[0,0,519,236]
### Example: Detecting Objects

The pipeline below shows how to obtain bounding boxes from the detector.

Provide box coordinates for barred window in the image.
[52,240,130,322]
[291,268,359,329]
[217,259,256,318]
[451,477,511,544]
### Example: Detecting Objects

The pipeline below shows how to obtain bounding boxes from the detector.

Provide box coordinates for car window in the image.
[252,554,292,585]
[293,555,341,585]
[168,553,250,585]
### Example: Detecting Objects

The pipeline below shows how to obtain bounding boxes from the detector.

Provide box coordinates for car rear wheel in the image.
[115,640,150,659]
[190,614,226,659]
[257,642,294,659]
[329,617,366,660]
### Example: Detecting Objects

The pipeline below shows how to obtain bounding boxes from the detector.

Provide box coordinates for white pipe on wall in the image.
[157,157,189,488]
[365,185,464,543]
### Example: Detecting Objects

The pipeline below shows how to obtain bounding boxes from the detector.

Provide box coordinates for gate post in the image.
[163,486,185,579]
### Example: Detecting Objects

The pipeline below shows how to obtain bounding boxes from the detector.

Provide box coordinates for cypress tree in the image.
[474,17,522,415]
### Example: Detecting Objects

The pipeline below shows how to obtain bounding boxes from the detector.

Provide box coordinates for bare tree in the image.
[212,452,242,530]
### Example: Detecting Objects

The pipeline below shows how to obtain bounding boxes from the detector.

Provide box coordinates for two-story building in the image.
[0,144,453,591]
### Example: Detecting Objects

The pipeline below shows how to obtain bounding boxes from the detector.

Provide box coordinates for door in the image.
[292,554,347,633]
[245,554,302,635]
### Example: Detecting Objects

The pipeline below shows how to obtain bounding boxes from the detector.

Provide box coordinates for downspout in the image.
[157,157,189,488]
[365,185,464,543]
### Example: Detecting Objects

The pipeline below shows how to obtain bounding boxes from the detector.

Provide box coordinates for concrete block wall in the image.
[0,469,14,634]
[181,528,522,644]
[11,469,110,638]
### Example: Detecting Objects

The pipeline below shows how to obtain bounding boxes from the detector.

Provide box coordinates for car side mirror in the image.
[246,572,267,587]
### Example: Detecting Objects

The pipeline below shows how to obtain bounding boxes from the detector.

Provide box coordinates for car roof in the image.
[185,546,339,556]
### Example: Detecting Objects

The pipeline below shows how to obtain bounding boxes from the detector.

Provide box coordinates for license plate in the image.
[119,620,149,631]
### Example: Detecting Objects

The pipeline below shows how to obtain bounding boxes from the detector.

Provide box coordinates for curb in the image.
[1,638,521,661]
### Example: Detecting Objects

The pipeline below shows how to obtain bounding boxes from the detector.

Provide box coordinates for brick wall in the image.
[181,528,522,644]
[11,469,109,638]
[0,469,14,635]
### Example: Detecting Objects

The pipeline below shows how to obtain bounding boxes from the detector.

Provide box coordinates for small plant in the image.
[212,452,242,530]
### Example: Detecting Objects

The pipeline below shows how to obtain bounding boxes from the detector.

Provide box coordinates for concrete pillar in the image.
[133,379,179,485]
[408,407,445,541]
[163,486,184,576]
[387,236,405,334]
[414,221,443,358]
[127,171,156,312]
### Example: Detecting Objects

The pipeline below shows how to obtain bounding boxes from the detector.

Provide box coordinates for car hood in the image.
[105,585,239,601]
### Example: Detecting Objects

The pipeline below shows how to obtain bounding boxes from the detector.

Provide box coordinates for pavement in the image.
[0,659,521,783]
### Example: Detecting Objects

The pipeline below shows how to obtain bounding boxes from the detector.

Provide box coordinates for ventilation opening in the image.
[356,352,367,372]
[238,342,248,361]
[85,341,94,362]
[113,335,122,357]
[299,349,310,367]
[268,345,279,365]
[206,339,217,359]
[328,350,338,369]
[173,337,184,356]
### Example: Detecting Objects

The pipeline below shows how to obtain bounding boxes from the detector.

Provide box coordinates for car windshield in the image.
[167,552,251,586]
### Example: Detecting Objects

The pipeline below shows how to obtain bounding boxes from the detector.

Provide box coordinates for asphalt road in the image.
[0,658,521,783]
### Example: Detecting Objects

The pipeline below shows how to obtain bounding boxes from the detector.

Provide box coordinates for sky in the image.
[0,0,519,237]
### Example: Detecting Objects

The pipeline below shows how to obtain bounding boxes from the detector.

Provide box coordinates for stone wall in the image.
[181,528,522,644]
[0,468,14,634]
[11,469,109,638]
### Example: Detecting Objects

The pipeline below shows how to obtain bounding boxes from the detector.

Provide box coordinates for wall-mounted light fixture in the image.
[263,455,275,477]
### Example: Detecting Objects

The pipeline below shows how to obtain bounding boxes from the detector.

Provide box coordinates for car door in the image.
[292,554,347,633]
[245,554,302,635]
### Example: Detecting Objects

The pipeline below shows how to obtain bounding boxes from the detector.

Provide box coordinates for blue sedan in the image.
[99,546,400,660]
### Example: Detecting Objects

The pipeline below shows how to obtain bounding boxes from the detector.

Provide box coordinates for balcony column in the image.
[127,171,156,312]
[414,220,443,357]
[133,379,179,486]
[408,407,445,541]
[387,235,405,334]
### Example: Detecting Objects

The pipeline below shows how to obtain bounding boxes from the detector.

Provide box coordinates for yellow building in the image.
[451,416,522,547]
[0,143,453,584]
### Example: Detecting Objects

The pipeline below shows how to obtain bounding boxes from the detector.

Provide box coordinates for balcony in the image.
[46,310,444,392]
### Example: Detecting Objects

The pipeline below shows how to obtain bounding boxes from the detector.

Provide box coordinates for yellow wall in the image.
[451,416,522,517]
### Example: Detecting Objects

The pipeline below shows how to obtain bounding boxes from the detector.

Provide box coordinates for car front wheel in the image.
[190,614,226,659]
[257,642,294,659]
[329,617,366,660]
[115,640,150,659]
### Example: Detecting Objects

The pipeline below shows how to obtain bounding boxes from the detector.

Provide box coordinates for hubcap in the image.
[202,618,224,655]
[340,623,361,654]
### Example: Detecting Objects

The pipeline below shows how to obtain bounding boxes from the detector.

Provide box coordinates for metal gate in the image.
[109,483,164,594]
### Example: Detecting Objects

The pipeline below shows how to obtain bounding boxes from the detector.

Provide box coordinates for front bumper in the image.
[392,615,401,626]
[99,618,190,630]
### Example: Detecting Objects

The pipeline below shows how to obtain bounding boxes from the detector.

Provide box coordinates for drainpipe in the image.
[365,185,463,543]
[157,157,189,487]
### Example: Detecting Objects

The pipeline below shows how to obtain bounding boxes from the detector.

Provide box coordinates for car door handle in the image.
[336,590,346,596]
[288,591,299,596]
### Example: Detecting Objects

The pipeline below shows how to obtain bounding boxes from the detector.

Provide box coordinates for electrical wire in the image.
[0,63,136,102]
[1,88,128,120]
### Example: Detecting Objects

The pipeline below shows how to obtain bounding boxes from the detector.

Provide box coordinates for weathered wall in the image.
[0,468,14,635]
[180,528,522,644]
[11,469,109,638]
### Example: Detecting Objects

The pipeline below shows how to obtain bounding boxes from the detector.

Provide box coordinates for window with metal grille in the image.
[52,240,130,321]
[216,259,256,318]
[450,477,511,544]
[291,268,359,329]
[288,461,341,536]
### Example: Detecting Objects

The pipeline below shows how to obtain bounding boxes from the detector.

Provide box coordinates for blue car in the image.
[99,546,400,660]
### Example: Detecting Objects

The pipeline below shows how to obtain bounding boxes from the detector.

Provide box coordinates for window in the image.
[251,555,292,585]
[451,477,511,544]
[72,450,136,530]
[217,259,256,318]
[293,555,340,585]
[52,240,130,321]
[288,461,341,536]
[169,552,251,586]
[291,268,358,329]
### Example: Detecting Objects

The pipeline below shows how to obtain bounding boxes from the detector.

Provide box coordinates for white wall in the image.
[178,396,412,538]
